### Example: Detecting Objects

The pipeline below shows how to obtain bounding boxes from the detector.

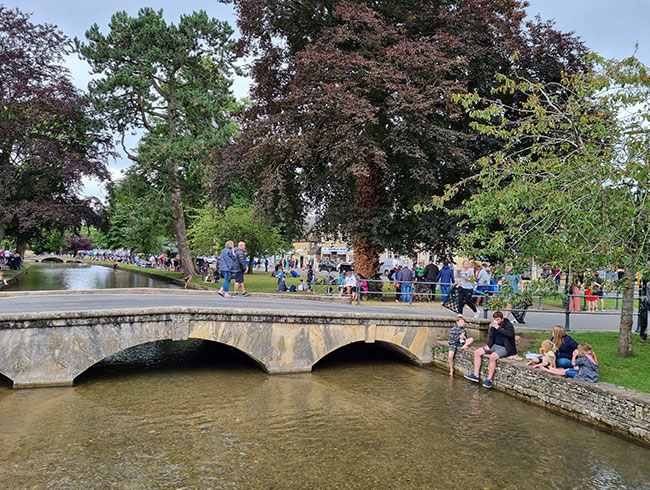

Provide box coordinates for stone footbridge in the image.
[0,307,487,388]
[29,255,82,263]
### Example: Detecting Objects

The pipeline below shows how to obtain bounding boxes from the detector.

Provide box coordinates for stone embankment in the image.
[432,342,650,445]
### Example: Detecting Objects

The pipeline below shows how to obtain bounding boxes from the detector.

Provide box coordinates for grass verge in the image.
[520,331,650,393]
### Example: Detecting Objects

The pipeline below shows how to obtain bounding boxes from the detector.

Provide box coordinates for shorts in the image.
[483,345,508,358]
[449,343,461,352]
[233,271,245,283]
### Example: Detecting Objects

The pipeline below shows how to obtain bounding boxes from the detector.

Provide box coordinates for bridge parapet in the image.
[0,307,489,388]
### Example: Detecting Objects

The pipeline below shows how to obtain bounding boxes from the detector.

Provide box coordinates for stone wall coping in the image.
[0,287,348,303]
[0,307,490,328]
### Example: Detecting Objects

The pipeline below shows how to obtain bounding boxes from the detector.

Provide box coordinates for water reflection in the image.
[0,341,649,488]
[2,263,177,291]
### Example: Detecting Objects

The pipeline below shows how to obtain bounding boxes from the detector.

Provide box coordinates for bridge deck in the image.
[0,289,623,330]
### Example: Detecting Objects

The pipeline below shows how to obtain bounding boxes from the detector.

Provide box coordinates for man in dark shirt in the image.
[423,259,439,302]
[464,311,516,388]
[232,241,250,297]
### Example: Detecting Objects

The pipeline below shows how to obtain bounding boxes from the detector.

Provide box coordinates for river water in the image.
[0,341,649,489]
[2,263,177,291]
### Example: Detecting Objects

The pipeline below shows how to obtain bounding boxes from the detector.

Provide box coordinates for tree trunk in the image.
[16,239,26,258]
[167,94,197,277]
[353,165,384,278]
[170,185,197,276]
[0,223,5,245]
[352,235,383,278]
[617,268,635,357]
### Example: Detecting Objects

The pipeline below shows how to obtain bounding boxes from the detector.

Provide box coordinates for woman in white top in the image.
[456,261,480,317]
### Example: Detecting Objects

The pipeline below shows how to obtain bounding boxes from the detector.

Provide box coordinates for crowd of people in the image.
[1,249,22,270]
[448,314,599,388]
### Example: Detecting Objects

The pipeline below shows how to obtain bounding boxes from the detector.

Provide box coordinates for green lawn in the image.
[524,331,650,393]
[541,293,632,310]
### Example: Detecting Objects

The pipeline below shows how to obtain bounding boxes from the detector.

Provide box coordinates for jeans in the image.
[401,284,412,304]
[440,284,451,303]
[556,357,572,369]
[222,270,231,292]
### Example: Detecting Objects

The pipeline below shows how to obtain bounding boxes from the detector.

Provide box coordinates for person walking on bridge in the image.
[217,241,235,298]
[457,260,480,318]
[232,241,250,297]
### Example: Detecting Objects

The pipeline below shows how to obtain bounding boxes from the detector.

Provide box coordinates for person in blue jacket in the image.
[436,263,455,303]
[550,325,579,369]
[217,240,236,298]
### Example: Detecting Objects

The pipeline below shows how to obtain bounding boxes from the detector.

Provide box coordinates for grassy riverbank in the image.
[87,260,324,294]
[0,264,29,284]
[522,331,650,393]
[541,294,636,310]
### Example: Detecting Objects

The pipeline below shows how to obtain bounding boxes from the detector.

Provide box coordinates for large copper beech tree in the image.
[0,7,112,253]
[220,0,587,277]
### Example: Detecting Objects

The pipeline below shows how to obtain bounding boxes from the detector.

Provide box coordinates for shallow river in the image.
[0,342,649,489]
[2,263,177,291]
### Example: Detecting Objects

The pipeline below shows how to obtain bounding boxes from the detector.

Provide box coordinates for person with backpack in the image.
[436,263,455,303]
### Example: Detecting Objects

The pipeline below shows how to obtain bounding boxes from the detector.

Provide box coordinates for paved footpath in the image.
[0,289,630,331]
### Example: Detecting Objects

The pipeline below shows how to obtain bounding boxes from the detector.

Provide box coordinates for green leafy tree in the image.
[188,204,289,271]
[77,8,239,275]
[29,228,65,255]
[104,174,172,253]
[438,54,650,357]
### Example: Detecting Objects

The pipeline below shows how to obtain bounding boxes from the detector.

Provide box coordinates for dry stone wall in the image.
[432,342,650,445]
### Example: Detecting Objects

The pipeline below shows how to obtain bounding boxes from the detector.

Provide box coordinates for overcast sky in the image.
[10,0,650,199]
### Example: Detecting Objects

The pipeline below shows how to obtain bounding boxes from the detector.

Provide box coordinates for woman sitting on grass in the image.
[550,325,579,368]
[541,343,599,383]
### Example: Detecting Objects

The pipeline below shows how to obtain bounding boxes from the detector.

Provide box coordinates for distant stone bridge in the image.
[0,307,487,388]
[31,255,82,264]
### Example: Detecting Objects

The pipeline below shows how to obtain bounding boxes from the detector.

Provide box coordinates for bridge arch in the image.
[190,333,269,372]
[312,339,420,370]
[40,257,64,263]
[72,338,268,383]
[0,368,14,385]
[70,334,270,384]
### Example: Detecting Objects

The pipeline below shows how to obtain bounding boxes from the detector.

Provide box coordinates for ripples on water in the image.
[0,341,649,489]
